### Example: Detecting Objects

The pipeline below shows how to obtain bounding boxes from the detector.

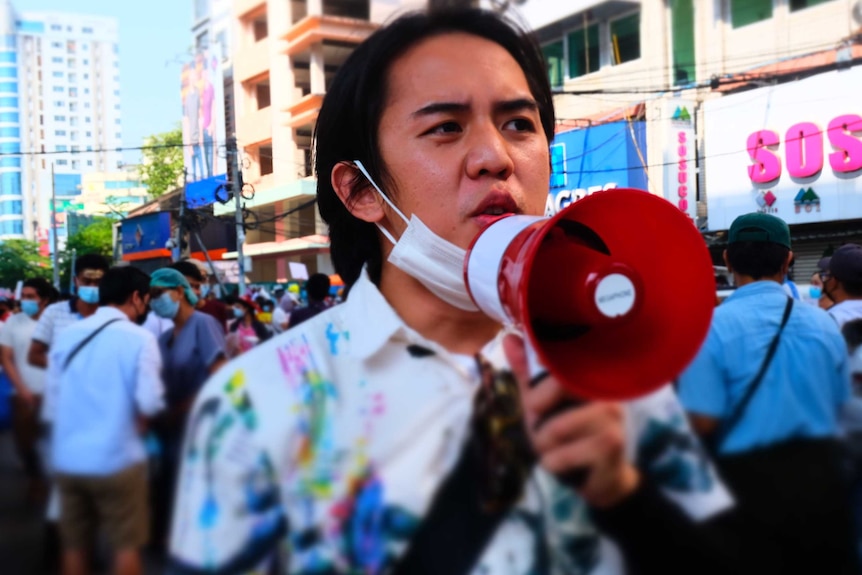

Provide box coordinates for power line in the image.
[1,141,208,157]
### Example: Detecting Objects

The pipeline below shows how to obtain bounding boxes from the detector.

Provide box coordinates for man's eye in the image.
[505,118,535,132]
[428,121,461,135]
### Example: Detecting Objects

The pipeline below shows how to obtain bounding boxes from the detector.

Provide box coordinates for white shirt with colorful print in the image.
[169,270,732,574]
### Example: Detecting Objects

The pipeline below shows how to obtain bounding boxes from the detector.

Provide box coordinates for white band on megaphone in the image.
[466,214,544,324]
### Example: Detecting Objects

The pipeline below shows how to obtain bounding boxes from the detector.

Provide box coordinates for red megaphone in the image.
[464,188,715,401]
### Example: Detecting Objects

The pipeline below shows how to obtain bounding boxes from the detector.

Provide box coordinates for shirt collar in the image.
[724,280,787,303]
[342,268,408,360]
[95,306,130,322]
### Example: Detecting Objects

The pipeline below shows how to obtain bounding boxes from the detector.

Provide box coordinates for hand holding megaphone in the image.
[465,188,715,493]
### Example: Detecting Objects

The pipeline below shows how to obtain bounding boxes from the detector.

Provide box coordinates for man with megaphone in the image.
[165,8,782,575]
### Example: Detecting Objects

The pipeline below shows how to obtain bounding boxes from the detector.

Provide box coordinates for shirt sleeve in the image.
[676,329,728,419]
[196,314,227,370]
[135,333,165,417]
[31,306,55,346]
[167,373,288,573]
[0,315,13,347]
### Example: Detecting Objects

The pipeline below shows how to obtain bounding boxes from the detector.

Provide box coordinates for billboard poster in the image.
[547,120,648,215]
[121,212,172,261]
[704,67,862,230]
[181,45,227,188]
[662,99,697,221]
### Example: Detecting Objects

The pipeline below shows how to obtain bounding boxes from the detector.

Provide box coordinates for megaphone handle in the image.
[524,342,590,488]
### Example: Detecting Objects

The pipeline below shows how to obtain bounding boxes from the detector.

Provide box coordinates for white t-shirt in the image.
[0,312,46,394]
[828,299,862,330]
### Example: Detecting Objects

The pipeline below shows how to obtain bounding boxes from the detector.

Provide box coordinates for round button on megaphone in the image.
[465,188,715,401]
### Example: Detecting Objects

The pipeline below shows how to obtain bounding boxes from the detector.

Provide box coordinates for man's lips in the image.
[470,192,520,219]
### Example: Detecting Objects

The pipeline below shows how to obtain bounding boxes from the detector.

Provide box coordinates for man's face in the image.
[184,275,203,302]
[20,287,41,304]
[75,268,104,289]
[375,32,550,251]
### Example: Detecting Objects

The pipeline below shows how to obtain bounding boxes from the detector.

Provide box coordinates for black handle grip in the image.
[530,374,590,489]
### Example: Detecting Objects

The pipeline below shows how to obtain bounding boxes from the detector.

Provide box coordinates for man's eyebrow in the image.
[410,101,469,118]
[410,98,538,119]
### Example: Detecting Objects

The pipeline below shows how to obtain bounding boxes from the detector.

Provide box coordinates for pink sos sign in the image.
[747,114,862,184]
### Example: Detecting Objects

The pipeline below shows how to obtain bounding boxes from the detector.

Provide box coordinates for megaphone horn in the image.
[465,188,715,401]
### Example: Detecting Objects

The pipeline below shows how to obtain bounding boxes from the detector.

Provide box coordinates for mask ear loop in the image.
[354,160,408,246]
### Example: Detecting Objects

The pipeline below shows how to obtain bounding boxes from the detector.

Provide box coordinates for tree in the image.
[59,217,115,289]
[0,240,52,288]
[140,126,184,198]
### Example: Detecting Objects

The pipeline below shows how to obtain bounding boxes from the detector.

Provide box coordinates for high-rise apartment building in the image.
[0,0,122,244]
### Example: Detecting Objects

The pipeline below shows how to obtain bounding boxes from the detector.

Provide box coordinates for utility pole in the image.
[175,169,187,262]
[228,137,246,296]
[50,162,60,290]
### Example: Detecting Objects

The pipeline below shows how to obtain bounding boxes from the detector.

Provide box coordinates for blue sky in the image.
[20,0,192,164]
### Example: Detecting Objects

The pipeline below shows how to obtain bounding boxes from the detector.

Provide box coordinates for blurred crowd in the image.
[0,255,337,574]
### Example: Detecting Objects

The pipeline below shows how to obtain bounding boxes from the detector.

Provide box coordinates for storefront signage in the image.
[704,67,862,230]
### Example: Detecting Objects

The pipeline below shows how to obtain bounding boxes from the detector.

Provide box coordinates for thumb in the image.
[503,332,530,390]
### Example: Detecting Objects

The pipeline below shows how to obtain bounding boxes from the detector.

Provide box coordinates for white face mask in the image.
[354,161,479,312]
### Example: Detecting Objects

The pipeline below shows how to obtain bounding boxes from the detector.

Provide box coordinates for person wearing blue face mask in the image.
[27,253,110,370]
[0,277,58,505]
[147,267,227,551]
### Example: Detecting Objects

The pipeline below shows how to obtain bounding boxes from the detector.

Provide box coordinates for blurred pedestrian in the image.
[678,213,856,573]
[171,259,230,333]
[28,253,110,369]
[226,296,271,356]
[0,277,57,504]
[147,267,226,551]
[823,244,862,329]
[287,273,331,328]
[47,266,163,575]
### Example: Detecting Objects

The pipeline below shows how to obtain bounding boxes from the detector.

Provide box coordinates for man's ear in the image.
[782,250,795,276]
[331,161,385,224]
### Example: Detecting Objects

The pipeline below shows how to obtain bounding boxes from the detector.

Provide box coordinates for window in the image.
[610,12,640,64]
[85,131,91,137]
[51,57,62,63]
[114,118,121,125]
[253,15,268,42]
[69,102,77,112]
[82,27,93,34]
[196,31,209,52]
[68,87,77,98]
[114,132,121,139]
[567,23,600,78]
[84,103,90,109]
[86,160,92,166]
[113,90,119,96]
[71,160,79,169]
[255,80,270,109]
[71,145,79,152]
[54,115,65,121]
[0,200,23,215]
[55,144,67,151]
[542,41,564,88]
[51,24,62,31]
[0,82,15,93]
[731,0,772,27]
[86,145,92,151]
[70,131,78,141]
[113,75,119,82]
[51,41,62,49]
[0,96,18,107]
[68,73,76,82]
[85,117,91,123]
[55,130,66,136]
[53,86,64,93]
[83,59,88,65]
[83,73,88,79]
[0,112,18,122]
[114,104,120,110]
[54,101,64,108]
[67,58,75,67]
[66,40,76,54]
[52,71,63,78]
[69,117,77,126]
[790,0,833,8]
[55,159,67,165]
[0,68,16,79]
[259,144,273,175]
[113,61,119,68]
[0,127,18,137]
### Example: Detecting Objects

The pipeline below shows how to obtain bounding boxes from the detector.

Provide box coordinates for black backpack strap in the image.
[713,296,793,451]
[62,318,122,371]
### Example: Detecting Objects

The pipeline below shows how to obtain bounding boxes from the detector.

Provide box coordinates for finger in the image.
[502,333,529,386]
[538,421,626,478]
[533,402,623,454]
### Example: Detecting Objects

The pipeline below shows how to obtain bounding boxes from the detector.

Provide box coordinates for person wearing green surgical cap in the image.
[147,267,227,551]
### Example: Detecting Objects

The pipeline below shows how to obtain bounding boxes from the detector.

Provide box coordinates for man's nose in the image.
[465,123,515,180]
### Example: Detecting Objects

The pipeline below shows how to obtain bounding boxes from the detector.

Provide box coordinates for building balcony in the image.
[234,39,269,84]
[284,93,323,130]
[234,0,265,20]
[236,106,272,148]
[282,15,377,56]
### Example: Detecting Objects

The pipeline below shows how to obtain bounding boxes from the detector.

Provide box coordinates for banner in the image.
[181,45,227,191]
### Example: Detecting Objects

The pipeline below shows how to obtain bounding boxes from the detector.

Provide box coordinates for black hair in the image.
[23,277,58,303]
[75,253,110,276]
[306,273,331,302]
[169,261,204,282]
[842,318,862,351]
[314,7,554,293]
[726,241,790,280]
[99,266,151,306]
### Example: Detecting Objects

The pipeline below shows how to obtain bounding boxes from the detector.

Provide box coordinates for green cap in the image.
[728,213,791,249]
